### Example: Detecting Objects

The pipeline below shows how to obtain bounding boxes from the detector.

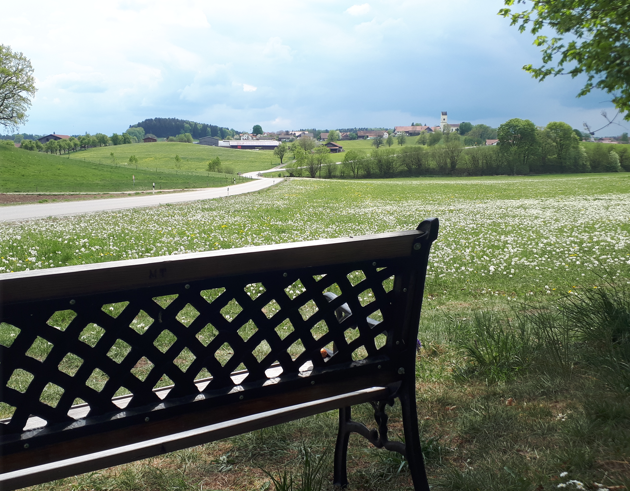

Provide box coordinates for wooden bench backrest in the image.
[0,219,438,475]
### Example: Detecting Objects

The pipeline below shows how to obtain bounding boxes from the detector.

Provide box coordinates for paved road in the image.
[1,177,282,222]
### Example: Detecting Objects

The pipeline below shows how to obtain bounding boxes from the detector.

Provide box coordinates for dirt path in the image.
[0,190,186,206]
[1,178,283,222]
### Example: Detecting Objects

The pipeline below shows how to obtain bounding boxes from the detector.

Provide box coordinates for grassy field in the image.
[66,138,420,173]
[1,174,629,490]
[0,146,249,193]
[67,141,285,175]
[2,138,422,194]
[330,137,420,156]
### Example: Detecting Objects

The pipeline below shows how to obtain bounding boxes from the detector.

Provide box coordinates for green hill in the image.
[67,142,283,174]
[0,146,247,193]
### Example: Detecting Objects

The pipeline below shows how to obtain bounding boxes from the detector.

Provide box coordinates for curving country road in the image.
[0,175,283,222]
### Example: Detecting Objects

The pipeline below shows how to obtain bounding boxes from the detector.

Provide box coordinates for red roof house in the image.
[38,134,71,144]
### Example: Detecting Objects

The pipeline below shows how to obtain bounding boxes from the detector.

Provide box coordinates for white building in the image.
[440,112,460,133]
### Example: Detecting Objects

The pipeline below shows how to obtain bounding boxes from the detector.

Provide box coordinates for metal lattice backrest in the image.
[1,258,409,435]
[1,222,438,449]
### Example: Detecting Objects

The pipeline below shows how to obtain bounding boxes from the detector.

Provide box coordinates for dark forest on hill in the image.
[131,118,235,139]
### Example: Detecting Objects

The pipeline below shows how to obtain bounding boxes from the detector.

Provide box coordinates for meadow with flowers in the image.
[2,173,629,300]
[1,173,629,490]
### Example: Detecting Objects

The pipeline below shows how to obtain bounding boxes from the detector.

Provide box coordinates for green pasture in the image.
[331,136,420,156]
[67,141,283,175]
[1,174,629,490]
[66,138,421,173]
[0,145,248,193]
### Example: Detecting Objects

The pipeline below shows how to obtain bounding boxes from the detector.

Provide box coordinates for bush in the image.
[605,150,622,172]
[207,157,221,172]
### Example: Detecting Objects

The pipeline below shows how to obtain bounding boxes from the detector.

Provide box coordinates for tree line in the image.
[16,126,205,154]
[19,132,135,154]
[291,145,627,180]
[286,120,628,180]
[131,118,235,140]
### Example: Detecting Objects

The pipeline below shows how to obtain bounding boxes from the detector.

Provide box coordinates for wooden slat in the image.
[0,230,420,304]
[1,387,391,491]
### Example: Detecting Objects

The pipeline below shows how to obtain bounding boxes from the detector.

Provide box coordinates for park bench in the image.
[0,218,439,490]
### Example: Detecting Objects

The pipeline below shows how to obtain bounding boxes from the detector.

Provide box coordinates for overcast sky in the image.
[4,0,626,136]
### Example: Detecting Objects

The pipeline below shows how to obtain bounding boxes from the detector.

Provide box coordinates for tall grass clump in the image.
[262,445,330,491]
[453,283,630,385]
[454,312,535,383]
[562,284,630,396]
[431,284,630,490]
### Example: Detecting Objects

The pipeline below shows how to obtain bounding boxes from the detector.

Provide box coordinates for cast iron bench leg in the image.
[326,291,431,490]
[333,406,352,488]
[400,381,431,490]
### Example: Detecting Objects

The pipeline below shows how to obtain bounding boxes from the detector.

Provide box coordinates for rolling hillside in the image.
[0,146,247,193]
[67,142,283,174]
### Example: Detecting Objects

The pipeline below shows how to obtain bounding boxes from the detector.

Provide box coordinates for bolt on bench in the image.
[0,218,438,490]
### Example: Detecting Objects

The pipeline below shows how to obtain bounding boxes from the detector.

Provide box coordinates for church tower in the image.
[440,111,448,132]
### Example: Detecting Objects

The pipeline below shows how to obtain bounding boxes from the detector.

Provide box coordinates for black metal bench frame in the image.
[0,218,439,490]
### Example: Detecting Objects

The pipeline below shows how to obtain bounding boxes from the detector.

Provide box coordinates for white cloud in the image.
[5,16,31,27]
[346,3,371,16]
[41,72,108,93]
[266,116,292,129]
[262,37,293,63]
[4,0,621,136]
[179,65,232,102]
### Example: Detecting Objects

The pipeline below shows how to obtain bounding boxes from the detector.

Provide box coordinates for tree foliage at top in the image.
[500,0,630,119]
[131,117,233,139]
[0,45,37,131]
[252,124,263,135]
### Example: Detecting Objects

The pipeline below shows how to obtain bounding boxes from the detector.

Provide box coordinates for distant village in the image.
[194,112,463,151]
[4,111,628,151]
[191,111,627,151]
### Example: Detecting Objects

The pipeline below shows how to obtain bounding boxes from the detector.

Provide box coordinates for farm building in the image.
[357,130,388,139]
[198,136,220,146]
[38,134,70,144]
[324,142,343,153]
[143,136,157,143]
[394,126,433,135]
[217,140,280,150]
